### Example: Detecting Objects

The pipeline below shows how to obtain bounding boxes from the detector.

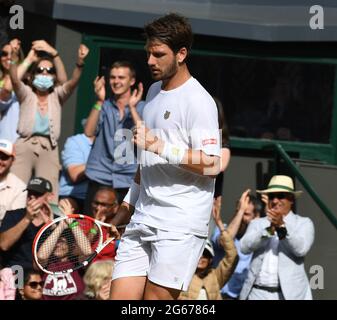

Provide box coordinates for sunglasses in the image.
[268,192,289,200]
[36,66,56,74]
[0,50,9,57]
[27,281,44,289]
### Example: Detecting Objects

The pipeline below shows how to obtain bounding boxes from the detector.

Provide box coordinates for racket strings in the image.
[35,217,101,273]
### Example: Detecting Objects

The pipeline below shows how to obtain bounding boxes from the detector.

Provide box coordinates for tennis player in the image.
[109,13,221,300]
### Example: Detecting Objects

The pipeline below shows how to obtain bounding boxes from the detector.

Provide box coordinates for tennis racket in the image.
[32,214,125,275]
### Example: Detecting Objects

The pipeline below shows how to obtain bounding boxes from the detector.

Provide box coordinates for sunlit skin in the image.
[267,193,293,227]
[109,67,135,98]
[27,192,50,213]
[26,191,53,228]
[242,203,256,225]
[146,40,179,85]
[0,152,13,179]
[196,254,212,271]
[238,202,257,237]
[92,190,119,222]
[19,274,43,300]
[97,278,112,300]
[53,236,69,260]
[146,41,177,79]
[269,195,293,216]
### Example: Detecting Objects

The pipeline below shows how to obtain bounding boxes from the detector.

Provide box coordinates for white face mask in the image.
[32,75,54,91]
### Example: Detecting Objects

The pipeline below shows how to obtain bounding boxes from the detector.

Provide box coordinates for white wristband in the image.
[160,142,185,164]
[123,181,140,206]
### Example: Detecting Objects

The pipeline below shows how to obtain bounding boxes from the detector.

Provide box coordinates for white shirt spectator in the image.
[0,173,27,226]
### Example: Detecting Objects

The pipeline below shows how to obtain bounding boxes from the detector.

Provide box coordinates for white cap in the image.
[204,239,214,257]
[0,139,15,156]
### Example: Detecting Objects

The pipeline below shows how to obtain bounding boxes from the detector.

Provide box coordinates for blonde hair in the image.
[83,260,114,298]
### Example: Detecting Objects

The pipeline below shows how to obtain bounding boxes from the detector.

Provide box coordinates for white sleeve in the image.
[187,95,221,157]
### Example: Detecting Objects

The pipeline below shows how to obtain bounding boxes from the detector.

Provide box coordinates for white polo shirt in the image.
[0,173,27,226]
[131,77,221,237]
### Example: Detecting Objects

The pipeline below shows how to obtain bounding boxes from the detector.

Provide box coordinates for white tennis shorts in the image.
[112,222,206,291]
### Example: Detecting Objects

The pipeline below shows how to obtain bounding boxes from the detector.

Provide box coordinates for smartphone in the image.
[49,203,62,217]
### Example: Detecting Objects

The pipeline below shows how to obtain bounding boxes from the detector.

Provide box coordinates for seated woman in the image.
[36,200,91,300]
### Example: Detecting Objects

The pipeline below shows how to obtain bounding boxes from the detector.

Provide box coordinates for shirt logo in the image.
[164,111,170,119]
[202,138,217,146]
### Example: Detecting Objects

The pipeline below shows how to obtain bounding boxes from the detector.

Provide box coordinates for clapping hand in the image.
[132,123,163,153]
[94,76,106,102]
[237,189,251,213]
[59,198,75,216]
[32,40,57,57]
[129,82,143,109]
[9,38,21,61]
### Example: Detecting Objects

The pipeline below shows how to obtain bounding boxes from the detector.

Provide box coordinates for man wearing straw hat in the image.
[239,175,315,300]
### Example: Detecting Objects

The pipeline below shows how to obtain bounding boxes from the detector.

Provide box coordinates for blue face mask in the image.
[32,75,54,92]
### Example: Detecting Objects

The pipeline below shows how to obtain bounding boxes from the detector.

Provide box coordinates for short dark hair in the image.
[95,186,117,201]
[22,269,43,286]
[248,194,264,216]
[31,56,55,75]
[110,61,136,79]
[144,13,193,55]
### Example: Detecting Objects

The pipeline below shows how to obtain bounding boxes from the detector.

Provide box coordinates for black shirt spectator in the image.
[0,208,41,269]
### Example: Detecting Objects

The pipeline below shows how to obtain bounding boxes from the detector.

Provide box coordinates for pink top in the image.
[15,82,73,147]
[0,268,16,300]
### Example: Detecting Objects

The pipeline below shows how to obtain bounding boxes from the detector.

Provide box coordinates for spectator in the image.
[59,128,94,212]
[0,139,26,226]
[211,189,262,299]
[179,210,238,300]
[0,39,67,143]
[39,231,86,300]
[0,177,53,269]
[239,175,315,300]
[0,267,16,300]
[0,38,23,142]
[15,269,43,300]
[33,199,87,300]
[91,186,119,262]
[84,60,145,213]
[7,41,88,203]
[77,260,114,300]
[110,13,221,300]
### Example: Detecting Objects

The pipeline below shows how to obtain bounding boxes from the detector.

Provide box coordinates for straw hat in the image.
[256,175,302,198]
